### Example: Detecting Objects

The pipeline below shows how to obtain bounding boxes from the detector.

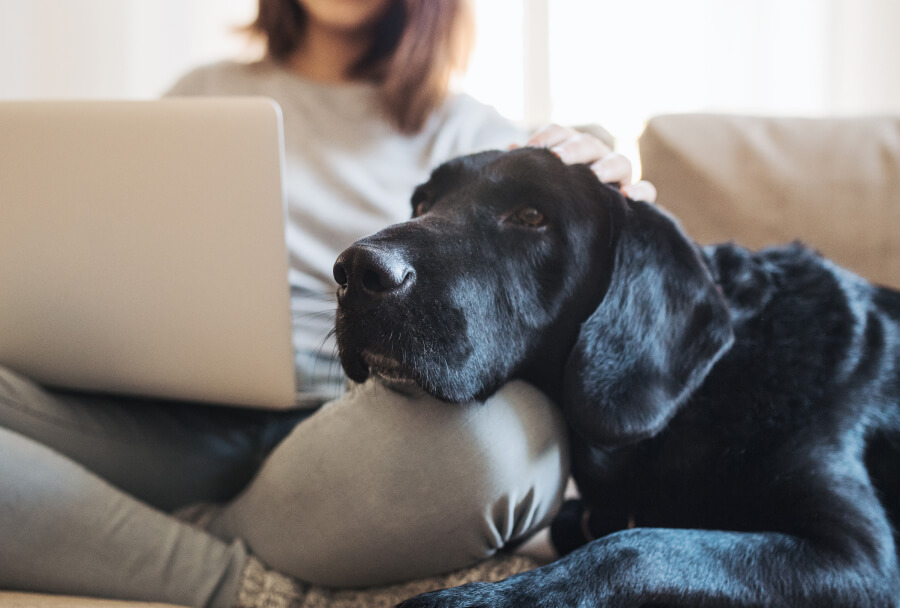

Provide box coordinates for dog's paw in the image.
[396,581,517,608]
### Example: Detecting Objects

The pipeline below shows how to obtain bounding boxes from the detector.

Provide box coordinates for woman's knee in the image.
[377,379,571,541]
[219,378,568,587]
[441,380,570,550]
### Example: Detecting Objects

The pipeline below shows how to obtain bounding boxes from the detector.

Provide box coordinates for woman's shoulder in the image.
[442,92,506,124]
[164,59,281,96]
[433,92,528,155]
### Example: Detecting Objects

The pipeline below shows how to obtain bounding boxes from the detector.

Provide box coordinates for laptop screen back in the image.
[0,99,298,409]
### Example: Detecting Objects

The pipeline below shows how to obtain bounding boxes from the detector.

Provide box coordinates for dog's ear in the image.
[562,199,733,447]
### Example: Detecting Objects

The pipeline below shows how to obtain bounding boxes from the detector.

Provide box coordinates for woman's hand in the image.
[524,124,657,203]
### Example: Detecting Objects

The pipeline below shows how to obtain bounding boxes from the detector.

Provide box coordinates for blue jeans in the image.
[0,366,568,607]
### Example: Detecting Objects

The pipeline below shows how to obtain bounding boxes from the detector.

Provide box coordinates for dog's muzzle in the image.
[333,244,416,309]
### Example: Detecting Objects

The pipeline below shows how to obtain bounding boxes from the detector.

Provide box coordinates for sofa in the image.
[2,113,897,607]
[639,113,900,289]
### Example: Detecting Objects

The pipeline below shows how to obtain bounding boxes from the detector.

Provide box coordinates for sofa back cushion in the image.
[639,114,900,288]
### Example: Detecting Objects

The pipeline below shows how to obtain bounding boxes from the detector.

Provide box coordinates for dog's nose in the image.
[333,244,415,301]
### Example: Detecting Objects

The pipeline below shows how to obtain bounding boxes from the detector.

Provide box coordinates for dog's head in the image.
[334,148,733,446]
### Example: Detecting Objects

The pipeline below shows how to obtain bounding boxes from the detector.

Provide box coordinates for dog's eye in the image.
[512,207,546,227]
[414,201,430,217]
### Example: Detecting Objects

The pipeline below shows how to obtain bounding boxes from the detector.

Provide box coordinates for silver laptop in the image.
[0,98,298,409]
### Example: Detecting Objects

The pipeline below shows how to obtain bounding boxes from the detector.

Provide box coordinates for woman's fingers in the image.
[526,124,579,149]
[621,180,658,203]
[524,124,656,202]
[589,153,632,186]
[526,124,613,166]
[554,133,614,166]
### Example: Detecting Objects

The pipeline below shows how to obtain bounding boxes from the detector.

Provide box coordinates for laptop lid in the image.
[0,98,297,409]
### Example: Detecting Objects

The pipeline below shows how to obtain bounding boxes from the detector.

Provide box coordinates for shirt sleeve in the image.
[439,93,529,159]
[162,61,246,97]
[163,67,209,97]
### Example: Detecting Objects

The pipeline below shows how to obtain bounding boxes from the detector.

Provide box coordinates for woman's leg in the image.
[0,365,297,607]
[209,378,569,588]
[0,426,247,606]
[0,366,309,512]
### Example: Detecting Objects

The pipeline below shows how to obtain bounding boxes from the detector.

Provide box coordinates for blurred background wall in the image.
[2,0,899,161]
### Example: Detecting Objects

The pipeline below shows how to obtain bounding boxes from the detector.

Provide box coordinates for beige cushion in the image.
[638,114,900,288]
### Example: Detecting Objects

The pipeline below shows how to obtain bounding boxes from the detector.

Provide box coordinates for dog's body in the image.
[333,148,900,606]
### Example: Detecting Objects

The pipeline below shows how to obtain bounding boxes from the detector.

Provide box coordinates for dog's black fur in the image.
[333,148,900,607]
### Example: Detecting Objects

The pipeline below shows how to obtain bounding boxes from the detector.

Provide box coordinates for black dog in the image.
[332,148,900,607]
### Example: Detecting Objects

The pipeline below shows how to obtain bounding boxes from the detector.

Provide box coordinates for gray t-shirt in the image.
[167,60,525,404]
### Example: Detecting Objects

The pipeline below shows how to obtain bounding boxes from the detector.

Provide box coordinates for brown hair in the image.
[249,0,474,133]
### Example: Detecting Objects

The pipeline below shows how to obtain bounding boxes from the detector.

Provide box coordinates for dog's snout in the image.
[334,245,415,301]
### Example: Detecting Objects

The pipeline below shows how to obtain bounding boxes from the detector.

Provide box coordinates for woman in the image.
[0,1,654,607]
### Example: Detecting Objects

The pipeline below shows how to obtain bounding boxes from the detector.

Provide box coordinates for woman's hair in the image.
[249,0,474,133]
